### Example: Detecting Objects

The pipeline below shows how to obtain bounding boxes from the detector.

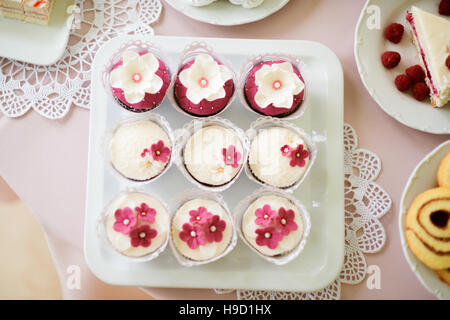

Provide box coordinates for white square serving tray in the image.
[84,35,344,292]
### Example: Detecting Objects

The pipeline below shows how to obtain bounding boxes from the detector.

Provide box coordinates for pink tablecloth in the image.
[0,0,449,299]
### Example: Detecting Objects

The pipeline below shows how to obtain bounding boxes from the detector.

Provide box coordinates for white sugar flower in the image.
[229,0,264,8]
[254,62,304,109]
[179,54,233,104]
[110,51,163,104]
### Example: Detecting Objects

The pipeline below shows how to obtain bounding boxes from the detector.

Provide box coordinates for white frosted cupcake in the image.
[109,119,172,182]
[171,198,233,262]
[248,126,311,189]
[105,191,169,258]
[183,124,245,187]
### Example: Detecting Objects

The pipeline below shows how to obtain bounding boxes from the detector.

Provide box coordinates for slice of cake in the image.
[24,0,54,25]
[406,6,450,108]
[0,0,25,21]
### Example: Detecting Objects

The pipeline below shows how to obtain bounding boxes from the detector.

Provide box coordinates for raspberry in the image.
[406,65,426,83]
[446,55,450,70]
[385,23,404,43]
[412,83,430,101]
[439,0,450,15]
[381,51,401,69]
[395,74,411,92]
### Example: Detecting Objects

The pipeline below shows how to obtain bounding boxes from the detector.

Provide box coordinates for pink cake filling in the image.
[111,52,170,110]
[174,59,234,117]
[244,61,305,117]
[406,12,438,96]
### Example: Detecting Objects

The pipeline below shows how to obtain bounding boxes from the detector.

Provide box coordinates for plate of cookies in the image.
[84,35,344,292]
[400,140,450,299]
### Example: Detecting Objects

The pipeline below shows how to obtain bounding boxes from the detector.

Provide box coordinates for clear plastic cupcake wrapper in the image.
[173,116,250,193]
[167,41,238,118]
[238,53,310,120]
[101,39,174,112]
[233,186,311,266]
[96,188,170,263]
[101,112,175,187]
[244,117,318,193]
[168,188,238,267]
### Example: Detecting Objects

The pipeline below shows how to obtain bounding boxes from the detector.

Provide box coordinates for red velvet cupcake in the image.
[244,60,305,117]
[173,54,234,117]
[110,50,170,113]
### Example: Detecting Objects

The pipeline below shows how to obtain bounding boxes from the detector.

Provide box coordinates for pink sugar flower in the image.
[255,227,283,249]
[150,140,171,163]
[274,207,298,236]
[280,144,291,156]
[129,225,157,247]
[255,204,276,227]
[179,223,206,249]
[135,202,157,223]
[189,206,213,224]
[204,215,227,243]
[113,207,137,235]
[222,145,242,168]
[289,144,309,167]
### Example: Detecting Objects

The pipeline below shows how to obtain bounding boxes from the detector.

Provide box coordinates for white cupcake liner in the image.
[238,53,310,120]
[101,39,174,113]
[245,117,317,193]
[96,188,170,263]
[102,112,175,186]
[168,189,238,267]
[233,187,311,265]
[167,41,238,118]
[174,116,249,192]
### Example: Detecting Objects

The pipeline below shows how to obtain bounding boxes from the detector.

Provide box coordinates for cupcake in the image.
[174,53,235,116]
[182,124,245,188]
[110,50,170,112]
[109,119,172,182]
[171,198,234,262]
[105,191,169,258]
[241,194,305,258]
[248,126,311,189]
[244,60,305,117]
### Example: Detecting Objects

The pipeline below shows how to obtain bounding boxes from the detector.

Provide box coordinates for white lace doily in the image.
[0,0,162,120]
[215,123,392,300]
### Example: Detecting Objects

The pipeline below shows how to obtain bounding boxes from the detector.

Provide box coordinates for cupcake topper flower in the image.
[289,144,309,167]
[178,54,233,104]
[255,226,283,249]
[222,145,242,168]
[110,51,163,104]
[113,207,137,235]
[150,140,171,163]
[135,202,157,223]
[204,215,227,243]
[179,223,206,249]
[210,160,234,184]
[254,62,304,109]
[274,207,298,236]
[255,204,277,227]
[189,206,213,224]
[280,144,292,156]
[129,225,157,247]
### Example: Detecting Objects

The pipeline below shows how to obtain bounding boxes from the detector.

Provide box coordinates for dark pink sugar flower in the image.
[222,145,242,168]
[204,215,227,243]
[150,140,171,163]
[289,144,309,167]
[281,144,292,156]
[274,207,298,236]
[135,202,156,223]
[129,225,157,247]
[179,223,206,249]
[255,204,276,227]
[255,227,283,249]
[113,207,137,234]
[189,206,213,224]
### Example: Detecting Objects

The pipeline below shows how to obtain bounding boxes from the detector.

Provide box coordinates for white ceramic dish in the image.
[0,0,74,65]
[164,0,289,26]
[399,140,450,300]
[85,35,344,292]
[355,0,450,134]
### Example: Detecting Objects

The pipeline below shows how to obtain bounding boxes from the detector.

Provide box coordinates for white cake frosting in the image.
[242,195,304,256]
[184,125,244,186]
[106,192,168,257]
[110,120,171,181]
[248,127,310,188]
[171,199,233,261]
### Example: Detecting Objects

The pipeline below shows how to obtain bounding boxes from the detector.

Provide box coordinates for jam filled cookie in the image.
[406,187,450,270]
[437,152,450,187]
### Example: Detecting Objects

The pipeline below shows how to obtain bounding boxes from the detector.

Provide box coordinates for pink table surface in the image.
[0,0,449,300]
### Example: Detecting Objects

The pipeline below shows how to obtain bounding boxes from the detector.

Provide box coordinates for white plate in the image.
[399,140,450,300]
[164,0,289,26]
[84,35,344,292]
[355,0,450,134]
[0,0,74,65]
